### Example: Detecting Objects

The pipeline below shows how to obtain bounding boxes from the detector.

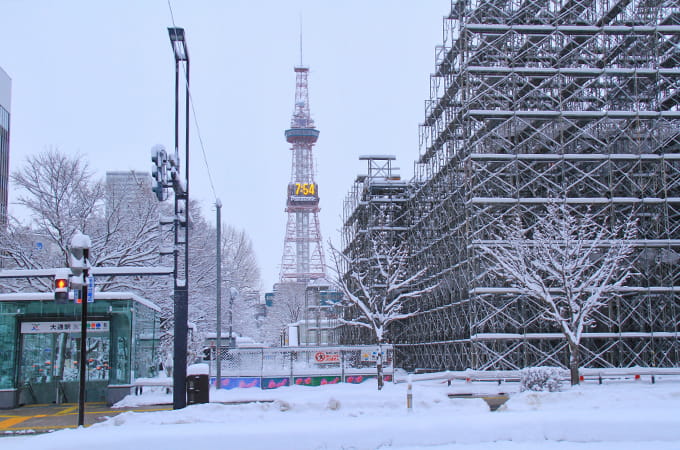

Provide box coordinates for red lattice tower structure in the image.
[279,65,326,282]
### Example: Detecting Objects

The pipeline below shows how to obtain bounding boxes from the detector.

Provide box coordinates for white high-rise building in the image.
[105,170,153,214]
[0,67,10,225]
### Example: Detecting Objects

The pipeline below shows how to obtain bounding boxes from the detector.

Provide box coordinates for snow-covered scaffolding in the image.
[343,0,680,371]
[340,156,411,346]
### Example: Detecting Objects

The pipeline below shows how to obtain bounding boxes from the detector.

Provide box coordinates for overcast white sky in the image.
[1,1,448,292]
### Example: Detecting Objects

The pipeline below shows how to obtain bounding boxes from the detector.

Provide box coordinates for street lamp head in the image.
[168,27,188,62]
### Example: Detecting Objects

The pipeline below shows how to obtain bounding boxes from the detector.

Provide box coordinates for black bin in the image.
[186,374,209,405]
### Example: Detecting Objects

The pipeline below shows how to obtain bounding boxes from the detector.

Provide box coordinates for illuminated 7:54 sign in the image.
[294,183,317,196]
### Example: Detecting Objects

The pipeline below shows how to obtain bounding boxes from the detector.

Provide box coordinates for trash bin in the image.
[186,374,209,405]
[186,363,210,405]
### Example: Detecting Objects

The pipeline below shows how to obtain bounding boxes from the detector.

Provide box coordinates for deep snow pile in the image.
[3,378,680,449]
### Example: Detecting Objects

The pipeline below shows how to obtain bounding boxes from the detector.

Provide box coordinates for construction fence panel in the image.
[208,345,394,388]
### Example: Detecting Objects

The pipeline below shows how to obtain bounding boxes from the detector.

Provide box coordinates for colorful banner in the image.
[293,376,342,386]
[209,374,394,389]
[211,377,260,390]
[344,374,393,384]
[344,375,373,384]
[262,377,290,389]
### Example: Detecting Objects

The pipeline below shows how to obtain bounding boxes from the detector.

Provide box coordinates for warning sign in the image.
[361,347,386,362]
[314,351,340,364]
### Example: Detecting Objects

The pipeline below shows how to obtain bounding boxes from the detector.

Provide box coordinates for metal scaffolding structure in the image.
[340,156,411,346]
[342,0,680,372]
[279,66,327,283]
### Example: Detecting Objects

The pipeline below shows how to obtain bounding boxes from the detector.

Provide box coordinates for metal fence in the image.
[205,345,394,388]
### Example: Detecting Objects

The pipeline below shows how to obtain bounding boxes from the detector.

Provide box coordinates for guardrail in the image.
[132,377,173,395]
[396,367,680,384]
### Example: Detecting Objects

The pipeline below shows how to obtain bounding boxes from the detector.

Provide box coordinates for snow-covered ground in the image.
[3,377,679,449]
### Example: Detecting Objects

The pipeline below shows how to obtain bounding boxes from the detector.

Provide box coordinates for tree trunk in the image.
[376,341,384,391]
[568,340,581,386]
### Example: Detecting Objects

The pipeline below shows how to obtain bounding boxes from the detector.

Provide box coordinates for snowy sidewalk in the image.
[2,379,679,449]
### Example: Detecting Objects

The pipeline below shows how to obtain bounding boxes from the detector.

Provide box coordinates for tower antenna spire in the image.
[299,13,303,66]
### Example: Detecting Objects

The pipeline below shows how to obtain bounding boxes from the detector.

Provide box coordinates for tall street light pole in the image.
[229,287,238,348]
[168,26,190,410]
[215,199,222,389]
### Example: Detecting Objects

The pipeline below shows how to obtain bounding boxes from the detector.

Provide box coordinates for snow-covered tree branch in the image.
[477,202,636,385]
[260,281,306,346]
[9,149,103,269]
[188,217,262,350]
[1,149,262,370]
[331,235,437,389]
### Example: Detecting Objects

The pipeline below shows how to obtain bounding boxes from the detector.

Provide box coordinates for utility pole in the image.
[157,26,189,410]
[215,199,222,389]
[171,27,190,410]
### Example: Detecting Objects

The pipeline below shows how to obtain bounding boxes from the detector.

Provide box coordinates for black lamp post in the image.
[168,26,190,410]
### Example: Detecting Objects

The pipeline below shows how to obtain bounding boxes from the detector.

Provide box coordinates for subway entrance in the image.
[17,320,110,405]
[0,291,161,409]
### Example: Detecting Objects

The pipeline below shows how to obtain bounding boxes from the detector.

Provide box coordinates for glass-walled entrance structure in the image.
[0,292,160,408]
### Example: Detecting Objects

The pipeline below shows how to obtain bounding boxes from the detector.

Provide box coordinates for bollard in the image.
[407,375,413,412]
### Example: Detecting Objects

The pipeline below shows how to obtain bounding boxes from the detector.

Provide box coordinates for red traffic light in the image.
[54,275,69,303]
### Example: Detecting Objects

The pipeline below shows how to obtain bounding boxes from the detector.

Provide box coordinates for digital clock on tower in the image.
[295,183,317,196]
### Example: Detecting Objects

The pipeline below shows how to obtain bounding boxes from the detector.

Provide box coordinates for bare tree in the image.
[0,219,62,292]
[188,216,262,350]
[175,205,263,362]
[10,148,103,268]
[220,226,261,340]
[4,149,264,370]
[331,236,437,389]
[260,281,307,346]
[477,202,636,385]
[5,150,163,288]
[94,171,163,291]
[221,226,261,293]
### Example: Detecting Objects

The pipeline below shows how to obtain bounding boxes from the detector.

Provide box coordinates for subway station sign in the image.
[20,321,110,334]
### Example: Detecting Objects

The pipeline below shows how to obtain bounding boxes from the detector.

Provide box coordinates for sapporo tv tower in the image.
[279,63,326,282]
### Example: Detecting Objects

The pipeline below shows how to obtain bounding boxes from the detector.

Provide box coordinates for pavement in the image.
[0,395,509,436]
[0,402,172,436]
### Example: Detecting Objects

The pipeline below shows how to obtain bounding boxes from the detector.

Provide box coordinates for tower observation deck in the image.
[279,66,326,282]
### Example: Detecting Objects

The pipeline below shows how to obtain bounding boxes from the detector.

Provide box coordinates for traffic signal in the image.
[152,182,167,202]
[69,231,91,288]
[151,145,169,201]
[54,276,69,303]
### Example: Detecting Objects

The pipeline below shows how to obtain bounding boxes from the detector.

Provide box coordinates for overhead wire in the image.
[167,0,218,202]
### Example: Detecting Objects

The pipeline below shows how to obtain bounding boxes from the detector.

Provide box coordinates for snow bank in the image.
[3,379,680,450]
